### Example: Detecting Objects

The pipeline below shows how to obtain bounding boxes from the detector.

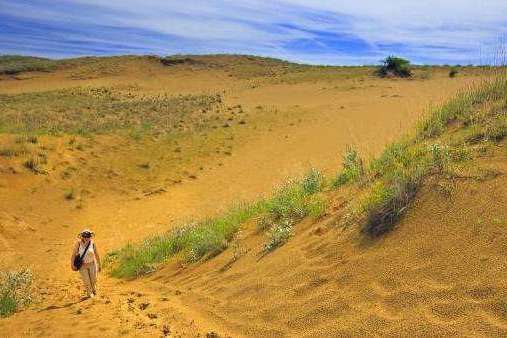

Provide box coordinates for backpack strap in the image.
[79,241,92,261]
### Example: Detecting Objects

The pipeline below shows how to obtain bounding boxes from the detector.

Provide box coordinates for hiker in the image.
[71,229,101,298]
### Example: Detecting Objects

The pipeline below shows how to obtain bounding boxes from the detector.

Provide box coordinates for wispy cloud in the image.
[0,0,506,64]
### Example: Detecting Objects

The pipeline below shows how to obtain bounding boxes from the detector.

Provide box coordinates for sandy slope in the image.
[0,58,498,336]
[144,144,507,337]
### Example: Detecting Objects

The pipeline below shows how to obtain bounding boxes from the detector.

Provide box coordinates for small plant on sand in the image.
[64,188,75,200]
[360,171,423,236]
[377,56,412,78]
[301,168,324,194]
[428,143,450,171]
[14,135,38,144]
[333,146,364,187]
[23,157,42,174]
[449,67,459,78]
[0,268,33,318]
[264,221,293,253]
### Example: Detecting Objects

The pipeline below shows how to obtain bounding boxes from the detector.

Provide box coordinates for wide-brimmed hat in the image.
[79,229,95,238]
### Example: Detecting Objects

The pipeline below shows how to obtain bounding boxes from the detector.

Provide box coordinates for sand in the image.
[1,57,503,337]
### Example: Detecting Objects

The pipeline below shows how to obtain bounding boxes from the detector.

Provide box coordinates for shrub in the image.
[377,56,412,78]
[0,268,33,317]
[449,67,459,78]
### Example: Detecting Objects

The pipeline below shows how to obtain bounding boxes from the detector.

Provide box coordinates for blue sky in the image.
[1,0,506,65]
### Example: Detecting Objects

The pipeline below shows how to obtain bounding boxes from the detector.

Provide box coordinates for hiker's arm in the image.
[94,243,102,272]
[71,241,79,270]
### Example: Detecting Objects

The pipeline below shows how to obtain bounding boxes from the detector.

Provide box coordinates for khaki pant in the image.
[79,262,97,296]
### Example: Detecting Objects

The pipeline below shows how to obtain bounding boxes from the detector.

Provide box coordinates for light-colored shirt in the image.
[78,240,95,264]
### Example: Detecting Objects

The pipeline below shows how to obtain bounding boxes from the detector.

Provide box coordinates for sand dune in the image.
[0,56,503,337]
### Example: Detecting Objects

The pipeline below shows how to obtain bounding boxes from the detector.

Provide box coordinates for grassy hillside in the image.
[0,55,57,75]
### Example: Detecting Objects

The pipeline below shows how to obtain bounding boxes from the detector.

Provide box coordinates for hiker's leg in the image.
[79,264,92,296]
[88,262,97,295]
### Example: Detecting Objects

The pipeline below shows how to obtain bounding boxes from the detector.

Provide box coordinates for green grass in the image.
[349,74,507,236]
[0,55,57,75]
[0,88,222,135]
[377,56,412,78]
[107,202,267,278]
[333,146,365,187]
[0,268,33,318]
[107,169,326,278]
[417,77,507,139]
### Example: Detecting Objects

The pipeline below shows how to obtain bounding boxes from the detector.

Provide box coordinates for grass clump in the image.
[0,268,33,318]
[64,188,75,200]
[23,154,47,174]
[333,146,364,187]
[0,145,28,157]
[15,135,38,144]
[259,169,325,252]
[360,167,425,236]
[377,56,412,78]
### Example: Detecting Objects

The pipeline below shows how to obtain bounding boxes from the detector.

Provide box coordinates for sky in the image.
[1,0,506,65]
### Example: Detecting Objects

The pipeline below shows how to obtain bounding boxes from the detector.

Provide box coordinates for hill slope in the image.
[148,146,506,336]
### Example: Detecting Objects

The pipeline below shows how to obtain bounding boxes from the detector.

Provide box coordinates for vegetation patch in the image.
[0,55,57,75]
[344,74,507,236]
[417,77,507,139]
[0,268,33,318]
[449,67,459,78]
[0,88,222,135]
[377,56,412,78]
[333,146,365,187]
[107,169,326,278]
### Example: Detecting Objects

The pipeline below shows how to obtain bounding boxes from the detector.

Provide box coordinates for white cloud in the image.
[1,0,506,63]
